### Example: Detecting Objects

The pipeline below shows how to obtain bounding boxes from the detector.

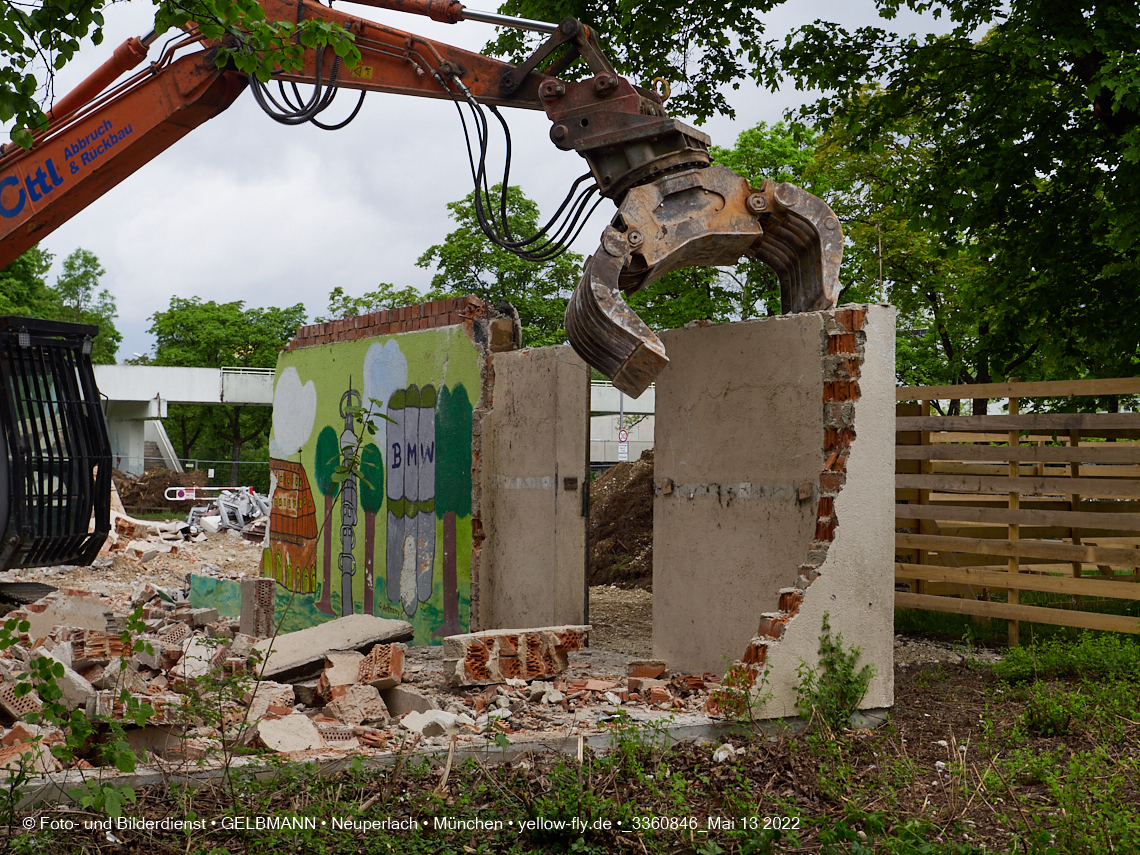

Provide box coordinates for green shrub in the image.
[795,612,876,732]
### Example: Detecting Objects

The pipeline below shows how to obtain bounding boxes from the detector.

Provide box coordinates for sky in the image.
[26,0,954,360]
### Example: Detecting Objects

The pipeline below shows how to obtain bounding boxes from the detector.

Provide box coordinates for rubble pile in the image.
[589,449,654,589]
[112,469,207,515]
[0,587,723,774]
[100,514,205,565]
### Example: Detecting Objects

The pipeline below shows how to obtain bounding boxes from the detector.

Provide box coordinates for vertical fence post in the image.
[1007,396,1021,646]
[1069,428,1083,599]
[916,399,932,595]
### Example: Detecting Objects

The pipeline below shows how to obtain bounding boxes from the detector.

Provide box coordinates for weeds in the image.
[796,611,876,732]
[994,632,1140,683]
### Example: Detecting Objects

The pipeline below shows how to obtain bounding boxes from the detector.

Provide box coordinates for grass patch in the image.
[993,632,1140,683]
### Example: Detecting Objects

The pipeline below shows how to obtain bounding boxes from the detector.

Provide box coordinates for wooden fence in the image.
[895,378,1140,644]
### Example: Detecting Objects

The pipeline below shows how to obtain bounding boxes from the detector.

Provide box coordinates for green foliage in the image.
[796,612,876,732]
[418,184,582,347]
[994,633,1140,684]
[1019,682,1085,738]
[316,283,424,323]
[1,0,359,147]
[0,609,152,821]
[0,247,55,318]
[148,296,305,370]
[0,247,121,362]
[763,0,1140,387]
[488,0,774,123]
[146,297,305,478]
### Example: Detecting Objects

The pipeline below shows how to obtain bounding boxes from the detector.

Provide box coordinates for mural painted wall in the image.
[261,326,479,644]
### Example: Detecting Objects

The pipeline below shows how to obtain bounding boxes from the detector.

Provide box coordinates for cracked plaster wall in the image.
[653,305,895,715]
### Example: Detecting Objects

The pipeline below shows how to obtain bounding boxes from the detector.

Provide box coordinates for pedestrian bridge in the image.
[93,366,274,475]
[92,367,655,474]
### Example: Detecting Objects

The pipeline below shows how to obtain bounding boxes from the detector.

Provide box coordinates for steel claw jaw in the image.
[565,165,843,397]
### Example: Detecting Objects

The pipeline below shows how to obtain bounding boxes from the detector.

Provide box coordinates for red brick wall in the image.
[286,296,489,351]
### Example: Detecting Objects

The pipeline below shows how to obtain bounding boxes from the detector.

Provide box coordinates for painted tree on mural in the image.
[434,383,473,637]
[313,425,340,616]
[359,443,384,616]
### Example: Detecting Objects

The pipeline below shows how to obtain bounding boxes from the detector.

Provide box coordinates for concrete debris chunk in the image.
[90,658,147,693]
[245,682,296,722]
[380,685,438,718]
[253,615,413,681]
[229,633,257,661]
[255,713,325,753]
[325,684,388,727]
[292,678,321,708]
[42,651,95,710]
[400,709,461,737]
[527,681,555,702]
[132,639,183,672]
[442,625,590,687]
[170,637,224,681]
[130,583,159,607]
[23,592,111,642]
[358,643,404,690]
[315,651,365,702]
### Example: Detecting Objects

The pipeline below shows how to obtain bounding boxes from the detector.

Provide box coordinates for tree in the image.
[418,185,583,347]
[2,0,359,148]
[760,0,1140,387]
[489,0,772,123]
[148,297,306,483]
[0,246,121,362]
[52,248,121,363]
[0,247,55,318]
[316,284,425,323]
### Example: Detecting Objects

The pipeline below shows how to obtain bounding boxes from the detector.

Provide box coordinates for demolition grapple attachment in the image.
[565,163,843,397]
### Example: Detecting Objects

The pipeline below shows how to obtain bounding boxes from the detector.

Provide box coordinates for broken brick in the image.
[358,643,405,690]
[442,625,590,687]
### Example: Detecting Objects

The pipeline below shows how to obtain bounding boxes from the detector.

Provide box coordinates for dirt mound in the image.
[589,449,654,590]
[112,468,208,515]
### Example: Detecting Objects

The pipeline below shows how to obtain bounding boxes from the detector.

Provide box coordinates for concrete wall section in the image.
[758,306,896,715]
[652,306,895,716]
[652,315,825,675]
[478,346,589,631]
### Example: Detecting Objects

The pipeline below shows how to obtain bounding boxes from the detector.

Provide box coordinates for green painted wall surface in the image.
[253,326,480,645]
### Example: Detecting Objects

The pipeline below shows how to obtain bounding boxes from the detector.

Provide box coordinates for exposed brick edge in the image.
[285,296,490,350]
[709,306,867,713]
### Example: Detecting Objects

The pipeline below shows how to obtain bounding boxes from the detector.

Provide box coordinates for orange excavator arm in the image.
[0,4,552,265]
[0,0,844,397]
[0,44,245,264]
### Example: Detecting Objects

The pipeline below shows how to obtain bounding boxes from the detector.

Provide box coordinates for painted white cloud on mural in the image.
[362,340,409,421]
[269,367,318,457]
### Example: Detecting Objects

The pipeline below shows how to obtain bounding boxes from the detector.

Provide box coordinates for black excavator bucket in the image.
[0,317,111,571]
[565,165,843,397]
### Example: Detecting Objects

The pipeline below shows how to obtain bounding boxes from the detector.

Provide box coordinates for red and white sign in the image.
[618,429,629,443]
